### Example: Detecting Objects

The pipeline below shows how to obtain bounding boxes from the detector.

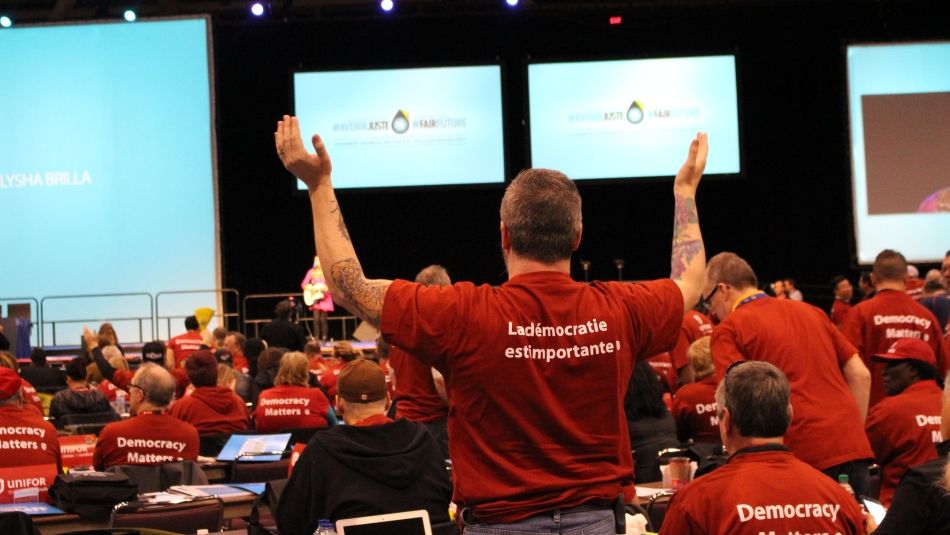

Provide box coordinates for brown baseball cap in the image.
[337,359,387,403]
[872,338,937,368]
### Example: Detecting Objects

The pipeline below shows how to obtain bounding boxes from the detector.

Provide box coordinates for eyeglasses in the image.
[128,383,144,393]
[725,359,750,378]
[699,284,720,313]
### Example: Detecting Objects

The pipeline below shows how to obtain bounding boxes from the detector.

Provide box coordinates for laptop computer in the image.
[215,433,291,462]
[336,509,431,535]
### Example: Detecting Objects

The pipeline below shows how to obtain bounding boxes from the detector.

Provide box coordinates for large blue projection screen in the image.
[0,18,219,345]
[294,66,505,189]
[847,42,950,264]
[529,56,741,180]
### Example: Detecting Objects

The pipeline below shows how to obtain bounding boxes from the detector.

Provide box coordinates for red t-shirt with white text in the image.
[94,412,199,469]
[167,331,205,368]
[864,379,943,506]
[254,384,330,433]
[381,272,683,522]
[660,446,864,535]
[672,374,720,444]
[712,297,873,470]
[839,289,949,406]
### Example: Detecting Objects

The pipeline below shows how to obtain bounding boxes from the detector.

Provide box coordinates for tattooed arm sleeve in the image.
[670,133,708,310]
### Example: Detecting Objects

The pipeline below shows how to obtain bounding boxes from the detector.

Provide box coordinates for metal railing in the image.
[40,293,154,346]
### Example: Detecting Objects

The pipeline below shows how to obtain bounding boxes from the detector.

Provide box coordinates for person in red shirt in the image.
[670,309,714,384]
[840,249,950,407]
[864,338,943,506]
[660,361,864,535]
[389,265,452,460]
[86,329,191,401]
[166,315,205,369]
[254,352,331,433]
[672,336,720,444]
[94,363,199,469]
[275,116,709,532]
[223,331,250,374]
[320,342,357,399]
[703,252,874,496]
[0,351,44,414]
[830,275,854,327]
[169,350,248,435]
[0,368,61,503]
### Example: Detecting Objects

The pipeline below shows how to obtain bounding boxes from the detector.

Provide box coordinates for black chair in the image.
[230,458,290,484]
[110,497,224,533]
[198,433,232,457]
[645,490,675,532]
[107,460,209,493]
[61,411,121,434]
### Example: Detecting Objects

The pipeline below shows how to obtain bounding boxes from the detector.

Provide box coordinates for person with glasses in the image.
[703,252,874,496]
[660,361,865,535]
[94,363,199,469]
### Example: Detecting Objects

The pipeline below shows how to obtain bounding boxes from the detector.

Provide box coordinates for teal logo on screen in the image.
[626,100,645,124]
[392,110,410,134]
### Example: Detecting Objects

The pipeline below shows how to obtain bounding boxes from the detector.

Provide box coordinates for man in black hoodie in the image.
[276,359,451,535]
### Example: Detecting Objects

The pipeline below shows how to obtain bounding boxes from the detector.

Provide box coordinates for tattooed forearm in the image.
[328,200,352,243]
[671,193,702,280]
[328,258,388,327]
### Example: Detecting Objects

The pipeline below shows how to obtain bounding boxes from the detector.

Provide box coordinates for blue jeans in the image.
[462,509,615,535]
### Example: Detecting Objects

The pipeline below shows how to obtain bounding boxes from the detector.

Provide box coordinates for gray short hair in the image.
[415,265,452,287]
[715,361,791,438]
[706,252,758,290]
[133,363,176,408]
[500,168,582,263]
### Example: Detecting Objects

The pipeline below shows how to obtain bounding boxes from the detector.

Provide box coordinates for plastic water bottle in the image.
[837,474,855,497]
[314,519,337,535]
[114,390,127,415]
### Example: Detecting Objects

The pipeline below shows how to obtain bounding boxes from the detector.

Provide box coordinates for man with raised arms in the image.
[660,361,864,535]
[94,363,199,469]
[275,116,708,534]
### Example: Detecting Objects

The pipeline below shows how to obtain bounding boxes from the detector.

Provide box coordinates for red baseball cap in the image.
[0,367,23,400]
[872,338,937,368]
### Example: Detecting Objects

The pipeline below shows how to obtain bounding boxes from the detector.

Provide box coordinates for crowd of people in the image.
[0,121,947,535]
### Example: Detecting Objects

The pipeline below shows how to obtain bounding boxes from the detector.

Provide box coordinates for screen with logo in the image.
[293,65,505,189]
[528,55,740,180]
[0,18,219,345]
[847,41,950,264]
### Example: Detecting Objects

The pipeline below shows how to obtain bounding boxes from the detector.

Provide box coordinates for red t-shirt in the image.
[231,352,249,374]
[712,297,873,471]
[0,405,61,469]
[390,345,448,423]
[670,309,714,370]
[19,378,44,415]
[659,446,864,535]
[98,380,123,402]
[864,379,943,507]
[254,384,331,433]
[167,331,205,368]
[381,272,683,522]
[169,386,248,434]
[839,289,950,406]
[672,374,720,444]
[94,412,200,469]
[321,363,345,397]
[830,299,852,327]
[645,352,678,394]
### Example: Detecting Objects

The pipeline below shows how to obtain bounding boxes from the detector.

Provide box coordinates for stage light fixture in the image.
[124,9,137,22]
[380,0,394,12]
[506,0,519,6]
[251,2,265,16]
[0,16,11,28]
[609,15,622,25]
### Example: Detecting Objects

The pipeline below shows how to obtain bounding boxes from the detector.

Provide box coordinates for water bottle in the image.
[313,519,337,535]
[114,390,127,415]
[837,474,855,497]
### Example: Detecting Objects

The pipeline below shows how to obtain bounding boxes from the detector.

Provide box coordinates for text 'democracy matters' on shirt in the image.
[381,271,683,523]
